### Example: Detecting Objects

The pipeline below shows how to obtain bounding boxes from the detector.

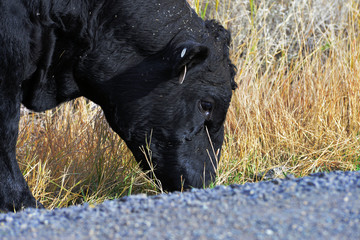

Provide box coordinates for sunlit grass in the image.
[17,0,360,208]
[18,100,160,209]
[215,0,360,184]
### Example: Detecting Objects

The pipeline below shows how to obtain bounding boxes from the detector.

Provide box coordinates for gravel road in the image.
[0,170,359,240]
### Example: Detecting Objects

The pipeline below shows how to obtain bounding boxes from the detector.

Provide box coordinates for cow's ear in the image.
[173,41,209,84]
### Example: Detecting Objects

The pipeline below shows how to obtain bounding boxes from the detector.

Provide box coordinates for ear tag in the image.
[181,48,187,58]
[179,65,187,84]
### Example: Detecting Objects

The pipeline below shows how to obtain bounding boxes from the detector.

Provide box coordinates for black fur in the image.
[0,0,236,212]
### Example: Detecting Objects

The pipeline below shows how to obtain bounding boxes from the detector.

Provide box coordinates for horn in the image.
[179,65,187,84]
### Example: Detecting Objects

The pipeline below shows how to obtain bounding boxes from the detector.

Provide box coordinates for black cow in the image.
[0,0,236,212]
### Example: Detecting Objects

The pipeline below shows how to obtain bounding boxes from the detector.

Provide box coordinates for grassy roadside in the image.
[210,0,360,184]
[17,0,360,209]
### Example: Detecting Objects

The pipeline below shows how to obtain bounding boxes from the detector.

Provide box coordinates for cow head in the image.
[81,20,236,191]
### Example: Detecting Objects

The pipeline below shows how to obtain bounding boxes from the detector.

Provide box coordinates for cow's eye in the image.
[198,100,213,120]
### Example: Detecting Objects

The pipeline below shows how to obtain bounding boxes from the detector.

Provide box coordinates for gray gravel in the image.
[0,170,359,240]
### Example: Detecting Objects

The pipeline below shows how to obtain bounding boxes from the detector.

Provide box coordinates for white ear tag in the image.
[181,48,187,58]
[179,65,187,84]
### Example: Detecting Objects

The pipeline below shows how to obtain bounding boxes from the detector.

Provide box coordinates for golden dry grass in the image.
[214,0,360,183]
[18,101,160,209]
[17,0,360,208]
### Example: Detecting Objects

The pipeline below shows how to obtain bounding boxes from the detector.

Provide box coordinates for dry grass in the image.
[17,0,360,208]
[213,0,360,183]
[18,101,159,209]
